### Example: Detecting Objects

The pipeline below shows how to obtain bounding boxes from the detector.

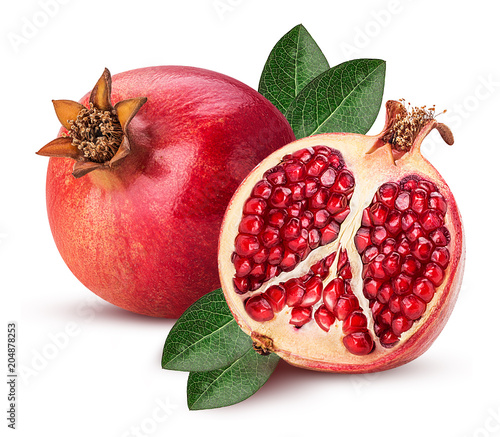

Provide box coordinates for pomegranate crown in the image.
[36,68,147,178]
[380,99,454,158]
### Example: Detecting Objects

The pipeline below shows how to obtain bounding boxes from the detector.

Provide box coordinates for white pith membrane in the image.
[218,101,465,373]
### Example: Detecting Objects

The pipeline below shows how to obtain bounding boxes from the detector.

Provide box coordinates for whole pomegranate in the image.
[37,67,295,318]
[219,100,464,372]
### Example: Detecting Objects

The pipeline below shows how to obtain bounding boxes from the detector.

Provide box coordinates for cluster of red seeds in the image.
[232,146,355,294]
[354,177,450,348]
[244,250,374,356]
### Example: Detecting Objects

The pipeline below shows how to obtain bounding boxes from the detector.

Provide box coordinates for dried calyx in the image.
[380,100,454,157]
[37,68,147,178]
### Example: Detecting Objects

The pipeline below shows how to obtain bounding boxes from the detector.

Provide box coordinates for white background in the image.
[1,0,499,436]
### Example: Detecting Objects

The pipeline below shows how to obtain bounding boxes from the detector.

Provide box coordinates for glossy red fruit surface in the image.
[40,67,295,317]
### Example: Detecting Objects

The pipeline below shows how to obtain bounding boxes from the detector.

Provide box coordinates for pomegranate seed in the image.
[268,209,287,228]
[385,210,402,235]
[245,295,274,321]
[401,295,426,320]
[243,197,267,215]
[300,210,314,229]
[362,245,379,263]
[377,307,393,326]
[249,263,266,280]
[411,237,434,261]
[289,182,306,201]
[270,186,292,208]
[260,227,280,248]
[411,188,428,214]
[323,278,344,312]
[284,279,305,307]
[392,314,413,336]
[287,231,309,253]
[235,234,260,257]
[396,237,411,256]
[313,209,331,228]
[343,311,368,335]
[320,167,337,187]
[382,252,402,277]
[320,221,340,245]
[308,229,321,249]
[328,151,344,169]
[292,147,314,163]
[381,238,396,255]
[361,208,372,226]
[371,300,384,318]
[252,180,272,199]
[401,178,418,191]
[326,192,347,215]
[289,307,312,327]
[413,277,435,303]
[418,180,436,193]
[395,191,411,211]
[401,255,422,276]
[238,215,264,235]
[333,206,350,223]
[392,273,413,295]
[267,245,284,265]
[253,247,269,264]
[377,182,399,207]
[325,252,337,267]
[264,285,286,312]
[431,247,450,268]
[363,277,382,300]
[421,209,443,232]
[407,222,425,242]
[379,329,399,348]
[334,295,360,321]
[401,210,419,231]
[429,227,450,246]
[429,192,447,214]
[309,187,330,209]
[279,250,300,271]
[377,282,393,304]
[234,255,253,277]
[371,226,388,246]
[286,202,305,220]
[304,177,319,198]
[281,218,301,240]
[388,294,401,313]
[423,262,445,287]
[265,167,286,185]
[265,264,280,281]
[343,332,374,355]
[369,254,387,279]
[311,259,328,278]
[369,202,389,225]
[302,276,323,306]
[314,305,336,332]
[283,161,305,182]
[233,277,249,294]
[354,227,371,253]
[313,145,332,156]
[249,278,263,291]
[306,154,329,176]
[332,169,355,193]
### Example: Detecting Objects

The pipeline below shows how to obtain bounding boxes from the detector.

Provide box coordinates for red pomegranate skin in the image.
[45,66,295,318]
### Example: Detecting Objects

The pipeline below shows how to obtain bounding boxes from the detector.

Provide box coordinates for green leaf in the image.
[187,348,280,410]
[259,24,330,115]
[161,289,252,372]
[285,58,386,139]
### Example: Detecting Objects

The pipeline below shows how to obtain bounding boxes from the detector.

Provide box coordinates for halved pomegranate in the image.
[218,100,465,373]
